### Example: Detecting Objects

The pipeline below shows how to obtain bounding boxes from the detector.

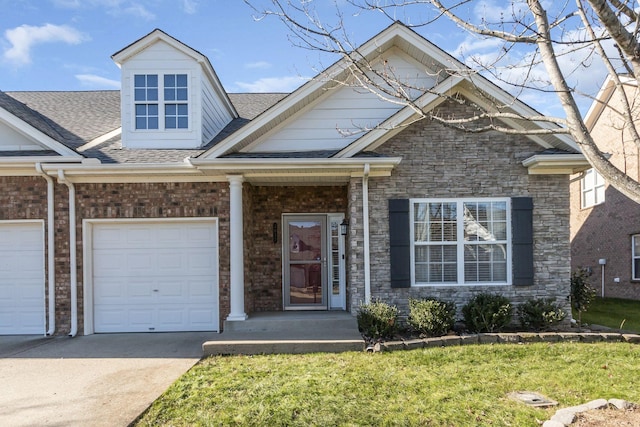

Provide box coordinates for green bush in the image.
[517,298,567,331]
[462,293,513,333]
[357,300,399,340]
[407,298,456,337]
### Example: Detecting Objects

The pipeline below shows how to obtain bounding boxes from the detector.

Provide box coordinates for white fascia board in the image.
[38,162,204,183]
[0,108,81,158]
[189,156,402,170]
[200,23,440,160]
[77,128,122,152]
[465,74,578,152]
[336,76,464,157]
[522,153,590,174]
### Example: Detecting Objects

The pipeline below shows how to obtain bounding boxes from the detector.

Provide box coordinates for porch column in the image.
[226,174,248,321]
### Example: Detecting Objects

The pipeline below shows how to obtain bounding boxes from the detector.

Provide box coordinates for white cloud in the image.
[3,24,87,67]
[183,0,198,14]
[235,76,309,92]
[75,74,121,89]
[245,61,272,70]
[121,4,155,20]
[52,0,156,20]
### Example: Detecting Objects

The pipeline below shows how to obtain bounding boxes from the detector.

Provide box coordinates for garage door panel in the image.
[93,250,129,275]
[0,222,45,335]
[93,278,127,300]
[92,221,219,333]
[188,278,216,298]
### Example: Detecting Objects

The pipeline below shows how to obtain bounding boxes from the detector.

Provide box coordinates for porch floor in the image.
[203,311,364,355]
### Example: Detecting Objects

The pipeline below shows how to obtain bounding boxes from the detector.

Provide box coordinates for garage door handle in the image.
[153,289,159,292]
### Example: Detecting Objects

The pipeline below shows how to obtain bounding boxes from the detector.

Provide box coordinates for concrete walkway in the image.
[0,332,211,427]
[204,312,365,355]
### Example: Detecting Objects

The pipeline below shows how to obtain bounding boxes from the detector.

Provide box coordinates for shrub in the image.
[517,298,567,331]
[407,298,456,337]
[571,267,596,327]
[357,300,399,340]
[462,293,513,333]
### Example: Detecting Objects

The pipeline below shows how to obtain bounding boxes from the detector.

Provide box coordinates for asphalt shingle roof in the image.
[6,91,120,149]
[1,91,288,164]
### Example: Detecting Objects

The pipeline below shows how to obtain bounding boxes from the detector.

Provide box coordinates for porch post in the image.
[226,174,248,321]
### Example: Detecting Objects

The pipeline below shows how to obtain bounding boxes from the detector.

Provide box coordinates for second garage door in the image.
[0,221,45,335]
[91,220,219,333]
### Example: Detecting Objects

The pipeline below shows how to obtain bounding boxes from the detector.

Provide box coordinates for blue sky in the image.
[0,0,608,116]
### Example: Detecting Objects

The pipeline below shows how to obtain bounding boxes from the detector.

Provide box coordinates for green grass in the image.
[134,343,640,426]
[577,297,640,332]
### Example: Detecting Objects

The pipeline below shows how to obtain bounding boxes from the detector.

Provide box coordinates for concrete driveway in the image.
[0,332,212,427]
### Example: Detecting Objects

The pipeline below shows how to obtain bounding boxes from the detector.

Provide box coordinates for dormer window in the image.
[164,74,188,129]
[134,73,189,130]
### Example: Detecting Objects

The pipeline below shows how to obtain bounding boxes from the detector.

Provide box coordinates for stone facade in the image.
[348,100,572,319]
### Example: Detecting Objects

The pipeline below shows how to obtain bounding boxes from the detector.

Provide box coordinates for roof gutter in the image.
[57,169,78,337]
[35,163,56,336]
[522,153,590,175]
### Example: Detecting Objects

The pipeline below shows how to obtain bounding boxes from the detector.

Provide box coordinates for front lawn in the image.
[578,297,640,332]
[134,343,640,426]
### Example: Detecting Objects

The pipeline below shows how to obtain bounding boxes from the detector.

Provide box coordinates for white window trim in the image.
[633,235,640,281]
[132,71,191,132]
[410,197,512,287]
[581,168,605,209]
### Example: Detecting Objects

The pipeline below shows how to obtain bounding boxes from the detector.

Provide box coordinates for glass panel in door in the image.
[284,216,326,309]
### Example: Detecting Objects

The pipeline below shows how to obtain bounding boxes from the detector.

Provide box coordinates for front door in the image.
[283,215,345,310]
[284,215,326,309]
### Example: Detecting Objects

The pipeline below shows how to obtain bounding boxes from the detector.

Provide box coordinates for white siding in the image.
[247,50,437,153]
[201,75,234,145]
[119,40,229,149]
[0,123,46,151]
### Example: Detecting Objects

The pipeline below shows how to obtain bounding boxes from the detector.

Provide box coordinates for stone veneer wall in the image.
[348,100,572,319]
[73,182,230,334]
[247,185,348,312]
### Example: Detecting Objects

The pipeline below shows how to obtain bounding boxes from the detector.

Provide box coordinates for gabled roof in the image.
[112,28,237,120]
[583,74,636,132]
[0,91,82,158]
[198,22,579,160]
[0,91,286,164]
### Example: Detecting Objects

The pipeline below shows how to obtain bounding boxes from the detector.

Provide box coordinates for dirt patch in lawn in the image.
[573,407,640,426]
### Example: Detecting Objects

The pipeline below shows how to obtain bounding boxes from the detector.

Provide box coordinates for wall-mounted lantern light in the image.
[340,218,349,236]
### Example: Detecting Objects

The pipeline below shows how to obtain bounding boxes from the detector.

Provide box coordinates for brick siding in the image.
[245,185,348,312]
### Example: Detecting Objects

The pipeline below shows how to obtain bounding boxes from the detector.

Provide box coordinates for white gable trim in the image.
[77,128,122,152]
[336,76,464,157]
[112,29,237,119]
[199,23,451,159]
[200,22,577,160]
[0,107,81,158]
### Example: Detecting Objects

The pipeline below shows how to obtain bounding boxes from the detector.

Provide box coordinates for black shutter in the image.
[511,197,534,286]
[389,199,411,288]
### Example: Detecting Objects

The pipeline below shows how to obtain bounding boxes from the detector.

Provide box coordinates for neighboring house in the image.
[570,75,640,300]
[0,23,588,336]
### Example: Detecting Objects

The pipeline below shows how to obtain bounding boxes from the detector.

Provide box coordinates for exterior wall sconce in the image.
[340,218,349,236]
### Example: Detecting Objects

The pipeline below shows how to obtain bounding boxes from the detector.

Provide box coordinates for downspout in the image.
[36,163,55,336]
[58,170,78,337]
[363,164,371,304]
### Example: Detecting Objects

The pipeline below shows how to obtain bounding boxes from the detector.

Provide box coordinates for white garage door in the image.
[0,221,45,335]
[92,220,219,333]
